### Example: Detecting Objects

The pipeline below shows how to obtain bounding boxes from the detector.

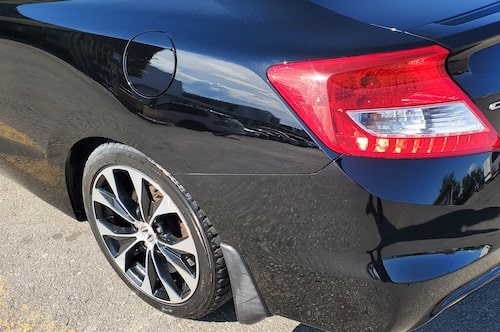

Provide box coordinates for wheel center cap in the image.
[138,223,156,244]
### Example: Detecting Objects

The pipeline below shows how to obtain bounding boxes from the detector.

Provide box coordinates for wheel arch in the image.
[65,137,114,221]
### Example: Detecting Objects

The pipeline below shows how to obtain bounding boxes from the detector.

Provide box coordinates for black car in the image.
[0,1,499,331]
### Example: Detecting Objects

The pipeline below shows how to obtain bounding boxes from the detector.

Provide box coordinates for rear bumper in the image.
[429,265,500,321]
[176,152,500,331]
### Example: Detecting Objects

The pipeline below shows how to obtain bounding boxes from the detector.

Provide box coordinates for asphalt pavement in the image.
[0,174,498,332]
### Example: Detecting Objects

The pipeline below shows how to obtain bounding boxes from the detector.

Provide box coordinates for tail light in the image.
[267,45,498,158]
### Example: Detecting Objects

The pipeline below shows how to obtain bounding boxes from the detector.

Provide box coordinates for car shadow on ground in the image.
[201,300,324,331]
[200,300,238,322]
[293,324,324,331]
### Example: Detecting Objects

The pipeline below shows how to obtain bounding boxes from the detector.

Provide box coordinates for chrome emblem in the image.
[489,101,500,111]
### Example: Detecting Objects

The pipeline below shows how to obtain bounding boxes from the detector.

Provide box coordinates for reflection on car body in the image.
[0,1,499,331]
[144,103,246,135]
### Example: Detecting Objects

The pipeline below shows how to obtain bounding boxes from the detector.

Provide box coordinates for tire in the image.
[82,143,231,318]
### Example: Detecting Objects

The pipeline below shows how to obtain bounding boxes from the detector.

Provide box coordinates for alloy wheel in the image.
[90,165,199,304]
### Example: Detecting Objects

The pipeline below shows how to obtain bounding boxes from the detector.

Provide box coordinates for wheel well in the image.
[65,137,112,221]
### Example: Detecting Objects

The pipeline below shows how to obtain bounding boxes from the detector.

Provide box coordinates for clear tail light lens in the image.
[267,45,498,158]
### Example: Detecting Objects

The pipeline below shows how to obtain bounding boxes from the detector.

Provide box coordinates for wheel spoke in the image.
[150,197,179,224]
[129,170,150,223]
[158,246,198,291]
[114,238,141,272]
[140,248,155,295]
[93,187,136,224]
[100,168,120,199]
[159,237,197,256]
[151,247,183,302]
[95,218,138,238]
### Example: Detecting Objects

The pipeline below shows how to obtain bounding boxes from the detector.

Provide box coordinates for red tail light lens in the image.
[267,45,498,158]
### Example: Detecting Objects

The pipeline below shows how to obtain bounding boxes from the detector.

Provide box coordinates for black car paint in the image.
[0,1,498,331]
[312,0,500,31]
